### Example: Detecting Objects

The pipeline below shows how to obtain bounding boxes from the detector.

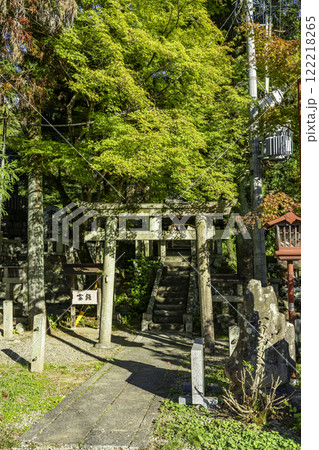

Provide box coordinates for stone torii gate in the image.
[80,201,232,352]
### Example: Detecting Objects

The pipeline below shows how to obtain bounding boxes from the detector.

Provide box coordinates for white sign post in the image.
[72,290,98,305]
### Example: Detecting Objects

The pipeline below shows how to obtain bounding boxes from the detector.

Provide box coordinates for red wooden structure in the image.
[266,211,301,324]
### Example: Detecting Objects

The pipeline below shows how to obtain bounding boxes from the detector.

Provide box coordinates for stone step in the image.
[164,261,190,267]
[153,315,183,324]
[161,273,189,281]
[149,322,185,332]
[164,270,190,277]
[164,258,190,266]
[162,270,190,276]
[155,304,186,311]
[167,249,191,254]
[156,296,186,304]
[160,278,189,287]
[153,309,185,318]
[158,285,188,294]
[166,250,191,257]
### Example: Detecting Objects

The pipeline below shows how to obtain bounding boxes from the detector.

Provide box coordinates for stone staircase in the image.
[150,243,191,332]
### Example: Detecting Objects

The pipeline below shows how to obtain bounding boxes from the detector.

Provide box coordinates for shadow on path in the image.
[50,334,106,362]
[1,349,29,366]
[56,327,144,349]
[98,357,183,397]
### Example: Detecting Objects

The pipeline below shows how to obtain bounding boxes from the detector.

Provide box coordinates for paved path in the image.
[21,332,191,449]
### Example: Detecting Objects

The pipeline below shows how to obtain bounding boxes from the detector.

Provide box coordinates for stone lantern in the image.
[266,211,301,324]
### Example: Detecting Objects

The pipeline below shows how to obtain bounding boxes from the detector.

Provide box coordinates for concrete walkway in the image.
[21,332,191,449]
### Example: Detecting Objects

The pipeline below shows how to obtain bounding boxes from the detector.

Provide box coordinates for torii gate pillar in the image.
[95,216,117,348]
[196,214,215,352]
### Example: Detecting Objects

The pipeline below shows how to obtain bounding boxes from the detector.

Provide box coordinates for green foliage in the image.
[265,228,277,258]
[153,400,300,449]
[0,364,64,448]
[48,314,59,329]
[10,0,249,204]
[262,153,301,205]
[205,363,229,397]
[222,234,237,272]
[206,364,229,385]
[0,361,106,447]
[292,410,301,433]
[0,157,20,218]
[116,253,160,316]
[242,360,254,371]
[0,365,61,421]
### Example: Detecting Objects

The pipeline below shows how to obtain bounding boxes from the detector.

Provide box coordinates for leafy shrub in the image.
[153,400,300,449]
[115,253,160,316]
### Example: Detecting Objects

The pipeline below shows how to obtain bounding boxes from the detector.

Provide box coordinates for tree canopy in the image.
[2,0,250,206]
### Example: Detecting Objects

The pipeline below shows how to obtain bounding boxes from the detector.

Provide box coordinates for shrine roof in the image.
[265,211,301,227]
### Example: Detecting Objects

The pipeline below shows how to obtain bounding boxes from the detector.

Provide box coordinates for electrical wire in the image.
[18,120,95,127]
[219,2,239,31]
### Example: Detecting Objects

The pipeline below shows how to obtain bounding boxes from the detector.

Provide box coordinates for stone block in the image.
[178,395,192,405]
[142,313,153,321]
[31,313,46,373]
[15,322,25,335]
[183,313,193,324]
[141,319,149,332]
[3,300,13,340]
[191,340,205,405]
[203,396,218,408]
[185,321,193,337]
[225,280,296,388]
[229,325,240,356]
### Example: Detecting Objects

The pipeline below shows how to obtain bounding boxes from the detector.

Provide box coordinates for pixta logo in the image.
[52,206,251,247]
[117,212,251,240]
[52,203,97,249]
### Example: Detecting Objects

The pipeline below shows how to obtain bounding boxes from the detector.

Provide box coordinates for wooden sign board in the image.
[72,290,98,305]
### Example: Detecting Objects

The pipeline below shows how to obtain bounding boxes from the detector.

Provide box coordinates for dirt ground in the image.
[0,324,139,367]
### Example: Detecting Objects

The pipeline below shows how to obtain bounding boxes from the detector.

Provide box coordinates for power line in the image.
[219,2,239,31]
[18,120,94,127]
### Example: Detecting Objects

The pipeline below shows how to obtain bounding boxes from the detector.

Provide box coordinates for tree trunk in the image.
[28,166,46,324]
[96,216,117,348]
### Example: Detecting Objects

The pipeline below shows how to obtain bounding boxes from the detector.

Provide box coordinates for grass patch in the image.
[153,359,301,449]
[205,363,229,396]
[152,400,301,449]
[0,361,105,448]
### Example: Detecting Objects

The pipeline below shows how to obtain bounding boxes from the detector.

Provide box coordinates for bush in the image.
[152,400,300,449]
[115,253,160,317]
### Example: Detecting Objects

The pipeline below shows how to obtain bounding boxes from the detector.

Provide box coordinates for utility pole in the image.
[246,0,268,286]
[264,1,271,93]
[0,106,8,233]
